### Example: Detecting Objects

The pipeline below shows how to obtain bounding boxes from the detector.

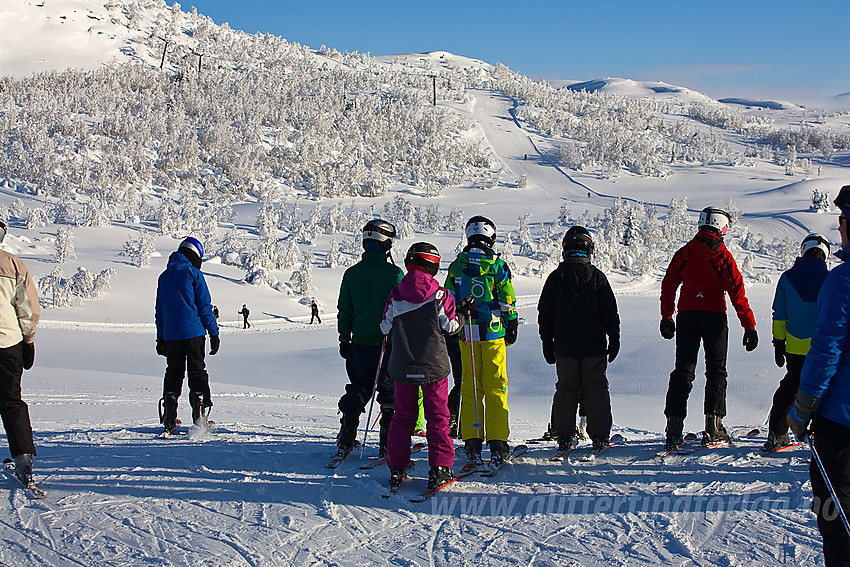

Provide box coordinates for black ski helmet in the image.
[698,207,730,236]
[465,215,497,248]
[562,226,594,258]
[362,219,397,251]
[405,242,441,276]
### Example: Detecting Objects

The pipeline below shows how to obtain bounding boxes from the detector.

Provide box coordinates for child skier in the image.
[380,243,473,490]
[537,226,620,451]
[765,234,829,451]
[446,215,518,466]
[155,237,220,432]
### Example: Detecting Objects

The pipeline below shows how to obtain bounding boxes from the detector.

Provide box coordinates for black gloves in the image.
[156,336,167,357]
[542,340,556,365]
[456,295,478,319]
[504,319,518,346]
[607,335,620,363]
[660,319,675,340]
[209,335,220,355]
[21,342,34,370]
[773,339,786,367]
[339,341,350,359]
[743,329,758,352]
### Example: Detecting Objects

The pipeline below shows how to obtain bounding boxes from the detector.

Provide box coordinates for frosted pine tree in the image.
[38,267,69,308]
[27,207,49,229]
[282,239,301,271]
[324,239,344,268]
[122,231,157,267]
[517,213,534,256]
[289,253,317,296]
[55,227,77,263]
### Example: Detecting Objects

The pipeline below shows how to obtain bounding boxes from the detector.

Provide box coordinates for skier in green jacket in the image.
[335,220,404,459]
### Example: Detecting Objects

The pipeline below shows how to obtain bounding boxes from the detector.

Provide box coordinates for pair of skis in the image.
[387,444,529,502]
[156,418,216,440]
[550,435,627,463]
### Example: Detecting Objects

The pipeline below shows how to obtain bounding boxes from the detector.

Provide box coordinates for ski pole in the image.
[467,318,483,434]
[809,435,850,538]
[361,337,387,458]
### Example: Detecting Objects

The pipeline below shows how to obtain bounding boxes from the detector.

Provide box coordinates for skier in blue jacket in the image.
[765,233,829,452]
[789,185,850,566]
[155,237,220,433]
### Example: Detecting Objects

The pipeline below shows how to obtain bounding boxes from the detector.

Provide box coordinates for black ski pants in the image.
[163,336,211,403]
[338,343,393,415]
[768,352,806,436]
[664,311,728,419]
[0,343,35,458]
[551,354,611,442]
[811,417,850,567]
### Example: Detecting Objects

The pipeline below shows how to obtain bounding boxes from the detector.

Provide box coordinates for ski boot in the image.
[763,431,792,452]
[464,438,483,465]
[13,453,33,485]
[489,439,511,466]
[189,391,213,426]
[378,407,394,459]
[336,412,360,458]
[427,466,454,490]
[591,437,610,451]
[557,435,574,452]
[540,423,555,442]
[448,415,459,439]
[664,416,684,451]
[159,392,179,434]
[702,414,730,445]
[389,465,409,491]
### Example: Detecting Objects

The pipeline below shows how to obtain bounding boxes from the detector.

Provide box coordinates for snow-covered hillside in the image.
[1,1,850,565]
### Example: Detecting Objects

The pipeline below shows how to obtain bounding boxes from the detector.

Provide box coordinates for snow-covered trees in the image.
[38,266,116,308]
[121,231,157,267]
[811,189,831,213]
[54,227,77,263]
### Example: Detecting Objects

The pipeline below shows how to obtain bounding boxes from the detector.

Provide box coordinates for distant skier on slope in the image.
[537,226,620,453]
[310,300,321,324]
[335,220,404,460]
[788,185,850,565]
[238,304,251,328]
[0,220,41,485]
[155,237,220,432]
[380,243,473,491]
[765,233,829,452]
[445,215,518,465]
[659,207,758,450]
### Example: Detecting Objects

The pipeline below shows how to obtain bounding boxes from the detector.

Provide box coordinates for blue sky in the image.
[176,1,849,102]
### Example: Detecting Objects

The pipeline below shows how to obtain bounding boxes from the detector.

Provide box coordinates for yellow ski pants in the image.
[460,338,510,442]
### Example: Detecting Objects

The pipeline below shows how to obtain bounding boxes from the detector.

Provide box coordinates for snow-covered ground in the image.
[1,1,850,565]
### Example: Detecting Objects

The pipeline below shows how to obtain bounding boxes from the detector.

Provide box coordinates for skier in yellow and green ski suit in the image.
[445,216,518,466]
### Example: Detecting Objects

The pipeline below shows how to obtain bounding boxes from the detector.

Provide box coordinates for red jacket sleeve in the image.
[660,249,684,320]
[718,247,756,330]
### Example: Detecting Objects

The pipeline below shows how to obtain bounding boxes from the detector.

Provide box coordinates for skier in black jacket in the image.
[537,226,620,451]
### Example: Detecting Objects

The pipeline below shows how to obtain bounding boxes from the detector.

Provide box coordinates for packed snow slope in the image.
[1,1,850,566]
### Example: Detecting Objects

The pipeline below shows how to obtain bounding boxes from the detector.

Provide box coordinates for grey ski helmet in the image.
[363,219,397,251]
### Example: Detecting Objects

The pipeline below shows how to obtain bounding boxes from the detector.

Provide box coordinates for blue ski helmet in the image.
[179,237,204,259]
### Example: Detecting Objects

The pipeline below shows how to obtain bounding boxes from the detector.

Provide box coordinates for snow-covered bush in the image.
[121,231,157,267]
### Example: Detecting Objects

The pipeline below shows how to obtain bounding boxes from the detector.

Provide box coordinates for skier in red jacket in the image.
[660,207,758,450]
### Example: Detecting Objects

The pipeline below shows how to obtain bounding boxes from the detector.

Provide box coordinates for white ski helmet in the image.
[801,233,830,259]
[465,215,497,248]
[698,207,730,236]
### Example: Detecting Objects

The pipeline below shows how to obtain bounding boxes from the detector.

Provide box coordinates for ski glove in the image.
[607,335,620,363]
[660,319,675,340]
[339,341,350,359]
[156,336,167,357]
[456,295,478,319]
[743,329,758,351]
[773,339,786,368]
[209,334,220,356]
[504,318,518,346]
[21,342,34,370]
[542,340,556,365]
[787,390,820,441]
